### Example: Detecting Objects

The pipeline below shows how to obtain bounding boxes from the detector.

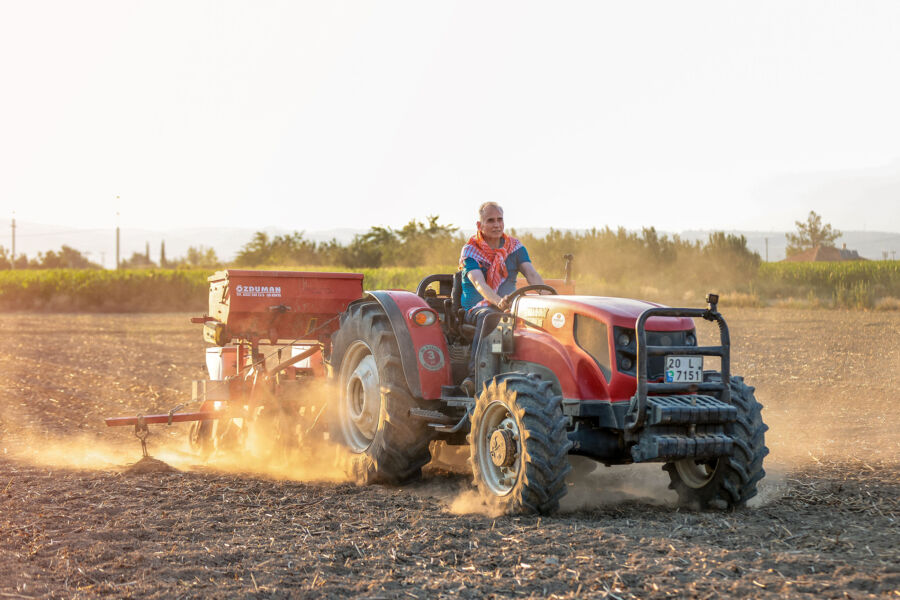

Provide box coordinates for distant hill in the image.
[1,219,897,267]
[680,230,900,262]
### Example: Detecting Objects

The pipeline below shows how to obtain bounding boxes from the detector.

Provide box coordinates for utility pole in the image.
[115,208,120,270]
[764,237,768,263]
[893,250,897,261]
[10,211,15,270]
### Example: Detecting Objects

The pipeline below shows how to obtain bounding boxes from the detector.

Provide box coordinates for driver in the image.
[459,202,545,396]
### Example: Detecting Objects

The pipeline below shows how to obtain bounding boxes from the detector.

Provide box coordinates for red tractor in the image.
[107,265,768,515]
[330,267,768,514]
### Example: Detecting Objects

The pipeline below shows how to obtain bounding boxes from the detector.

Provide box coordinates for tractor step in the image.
[644,395,737,426]
[409,408,455,424]
[631,433,733,462]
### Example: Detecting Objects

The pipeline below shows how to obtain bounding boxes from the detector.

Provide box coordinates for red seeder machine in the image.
[105,270,363,459]
[107,264,768,515]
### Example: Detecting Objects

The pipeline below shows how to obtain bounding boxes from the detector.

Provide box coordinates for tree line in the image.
[2,212,844,284]
[229,216,764,294]
[0,242,220,270]
[233,216,461,268]
[0,245,101,270]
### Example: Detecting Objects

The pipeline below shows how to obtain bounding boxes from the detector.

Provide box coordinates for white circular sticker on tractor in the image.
[551,312,566,328]
[418,344,445,371]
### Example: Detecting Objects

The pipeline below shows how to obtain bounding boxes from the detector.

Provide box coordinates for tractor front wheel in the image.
[330,301,432,484]
[663,375,769,509]
[468,373,572,515]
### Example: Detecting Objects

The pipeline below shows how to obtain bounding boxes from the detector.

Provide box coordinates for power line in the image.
[12,228,113,238]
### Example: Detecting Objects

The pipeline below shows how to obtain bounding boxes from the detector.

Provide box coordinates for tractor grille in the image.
[614,327,695,379]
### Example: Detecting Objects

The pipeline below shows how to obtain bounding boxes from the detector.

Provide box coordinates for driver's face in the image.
[477,206,504,240]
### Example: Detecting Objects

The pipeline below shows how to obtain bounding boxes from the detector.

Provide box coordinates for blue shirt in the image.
[460,245,532,311]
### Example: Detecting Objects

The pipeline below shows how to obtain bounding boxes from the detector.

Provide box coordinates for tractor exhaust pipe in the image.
[563,254,573,285]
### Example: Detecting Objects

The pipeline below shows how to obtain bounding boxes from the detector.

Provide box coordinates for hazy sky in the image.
[2,1,899,234]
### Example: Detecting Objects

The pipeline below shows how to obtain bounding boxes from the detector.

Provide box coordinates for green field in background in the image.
[756,261,900,308]
[0,261,898,311]
[0,266,455,312]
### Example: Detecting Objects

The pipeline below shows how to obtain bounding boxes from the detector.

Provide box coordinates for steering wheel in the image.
[505,284,558,305]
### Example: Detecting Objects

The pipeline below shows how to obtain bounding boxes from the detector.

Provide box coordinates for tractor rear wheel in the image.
[330,301,432,484]
[468,373,572,515]
[663,376,769,509]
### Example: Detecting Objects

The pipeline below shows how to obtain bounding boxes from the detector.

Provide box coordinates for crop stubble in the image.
[0,309,898,598]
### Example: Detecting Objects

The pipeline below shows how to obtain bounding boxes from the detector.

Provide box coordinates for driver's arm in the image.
[520,261,545,287]
[466,270,507,309]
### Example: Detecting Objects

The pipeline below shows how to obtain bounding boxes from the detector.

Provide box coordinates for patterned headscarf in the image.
[459,231,522,290]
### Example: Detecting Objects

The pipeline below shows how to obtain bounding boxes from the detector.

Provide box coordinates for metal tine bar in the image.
[106,411,224,427]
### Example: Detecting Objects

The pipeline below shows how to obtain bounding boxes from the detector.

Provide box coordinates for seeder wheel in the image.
[187,401,244,458]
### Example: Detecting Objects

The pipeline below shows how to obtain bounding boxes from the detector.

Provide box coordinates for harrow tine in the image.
[134,415,150,458]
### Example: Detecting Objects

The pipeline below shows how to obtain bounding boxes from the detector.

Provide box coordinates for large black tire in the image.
[330,301,432,484]
[468,373,572,515]
[663,376,769,509]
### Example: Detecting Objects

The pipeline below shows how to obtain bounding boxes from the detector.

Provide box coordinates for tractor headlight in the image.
[620,357,633,370]
[410,308,437,326]
[617,333,630,347]
[685,333,696,346]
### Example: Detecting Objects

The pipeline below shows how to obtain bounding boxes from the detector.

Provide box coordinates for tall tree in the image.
[785,211,842,257]
[120,250,155,269]
[35,246,102,269]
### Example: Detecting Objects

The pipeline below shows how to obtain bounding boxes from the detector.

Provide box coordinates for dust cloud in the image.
[1,386,355,485]
[434,456,677,516]
[447,488,507,518]
[560,460,676,511]
[4,430,135,471]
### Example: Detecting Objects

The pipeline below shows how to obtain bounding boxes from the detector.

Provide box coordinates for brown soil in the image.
[0,309,898,599]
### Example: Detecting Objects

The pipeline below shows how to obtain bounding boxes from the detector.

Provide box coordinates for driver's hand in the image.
[497,295,512,311]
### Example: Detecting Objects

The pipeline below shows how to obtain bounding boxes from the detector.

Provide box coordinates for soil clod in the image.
[124,455,178,474]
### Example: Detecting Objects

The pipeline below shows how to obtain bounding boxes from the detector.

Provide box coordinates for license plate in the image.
[665,356,703,383]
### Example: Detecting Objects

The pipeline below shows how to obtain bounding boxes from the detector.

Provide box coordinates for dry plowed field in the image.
[1,309,898,599]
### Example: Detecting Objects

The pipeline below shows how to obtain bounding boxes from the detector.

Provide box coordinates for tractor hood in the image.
[515,295,695,330]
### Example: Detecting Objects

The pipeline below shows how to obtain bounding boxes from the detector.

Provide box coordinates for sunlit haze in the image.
[2,1,899,235]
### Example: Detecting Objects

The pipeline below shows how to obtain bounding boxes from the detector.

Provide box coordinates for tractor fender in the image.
[362,290,452,400]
